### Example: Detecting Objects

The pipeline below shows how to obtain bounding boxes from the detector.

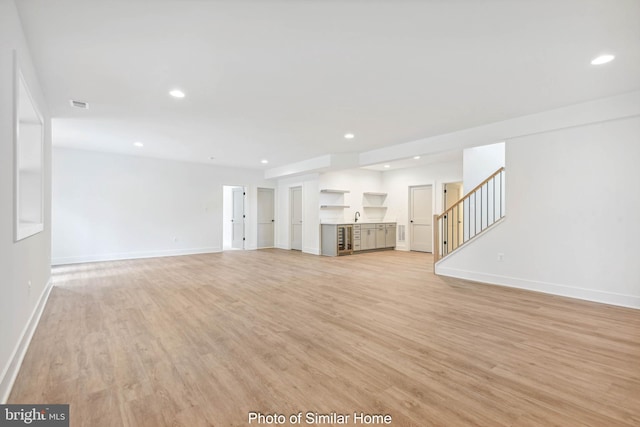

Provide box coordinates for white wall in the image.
[0,0,52,402]
[275,169,385,255]
[437,116,640,308]
[461,142,506,241]
[360,91,640,166]
[319,169,383,223]
[382,161,463,251]
[52,148,272,264]
[275,173,320,254]
[275,163,463,254]
[222,186,233,250]
[463,141,505,191]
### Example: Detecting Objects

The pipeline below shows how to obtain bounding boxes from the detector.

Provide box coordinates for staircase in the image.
[434,167,505,262]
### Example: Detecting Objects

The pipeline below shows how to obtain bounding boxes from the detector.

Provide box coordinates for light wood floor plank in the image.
[8,249,640,426]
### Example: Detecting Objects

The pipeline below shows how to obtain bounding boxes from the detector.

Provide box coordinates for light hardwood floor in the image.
[9,250,640,426]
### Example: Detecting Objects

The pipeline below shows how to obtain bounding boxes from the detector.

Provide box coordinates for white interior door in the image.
[290,186,302,251]
[410,185,433,252]
[257,188,275,248]
[231,187,245,249]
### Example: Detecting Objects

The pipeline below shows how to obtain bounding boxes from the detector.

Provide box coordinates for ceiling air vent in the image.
[69,100,89,109]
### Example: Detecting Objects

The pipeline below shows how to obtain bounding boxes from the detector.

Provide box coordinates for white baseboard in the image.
[303,246,320,255]
[272,245,319,254]
[51,246,222,265]
[435,266,640,309]
[0,279,53,403]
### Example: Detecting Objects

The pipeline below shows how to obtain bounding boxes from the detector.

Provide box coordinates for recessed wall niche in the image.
[14,51,44,241]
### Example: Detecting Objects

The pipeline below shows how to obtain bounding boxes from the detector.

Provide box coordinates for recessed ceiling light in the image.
[413,156,421,160]
[169,89,185,98]
[133,141,144,147]
[383,164,390,168]
[344,133,355,139]
[261,159,269,164]
[590,54,615,65]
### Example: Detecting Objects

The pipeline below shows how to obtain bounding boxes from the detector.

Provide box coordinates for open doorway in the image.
[443,182,464,253]
[223,185,245,250]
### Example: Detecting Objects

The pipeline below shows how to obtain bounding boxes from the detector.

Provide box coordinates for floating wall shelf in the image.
[320,189,350,194]
[362,192,387,208]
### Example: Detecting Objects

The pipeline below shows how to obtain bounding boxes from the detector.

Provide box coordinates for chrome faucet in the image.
[354,211,360,222]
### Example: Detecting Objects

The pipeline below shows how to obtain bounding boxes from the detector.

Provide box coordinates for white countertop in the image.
[320,221,397,225]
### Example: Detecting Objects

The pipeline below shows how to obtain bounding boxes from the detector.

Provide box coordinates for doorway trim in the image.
[222,185,246,251]
[408,183,434,253]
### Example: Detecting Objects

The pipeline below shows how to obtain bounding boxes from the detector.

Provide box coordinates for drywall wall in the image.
[437,115,640,308]
[382,161,463,251]
[275,164,463,254]
[275,169,386,255]
[275,173,320,254]
[52,147,272,264]
[461,142,506,242]
[222,186,233,250]
[360,90,640,166]
[319,169,383,224]
[0,0,52,402]
[463,142,505,190]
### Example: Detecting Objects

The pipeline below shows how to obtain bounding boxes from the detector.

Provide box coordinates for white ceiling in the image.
[16,0,640,171]
[363,150,463,172]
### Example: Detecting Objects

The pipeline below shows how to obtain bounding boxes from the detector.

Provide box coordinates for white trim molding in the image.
[435,267,640,309]
[51,246,221,266]
[0,279,53,403]
[303,246,321,255]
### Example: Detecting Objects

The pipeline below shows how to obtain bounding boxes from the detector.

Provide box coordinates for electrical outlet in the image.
[497,253,504,262]
[28,280,32,294]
